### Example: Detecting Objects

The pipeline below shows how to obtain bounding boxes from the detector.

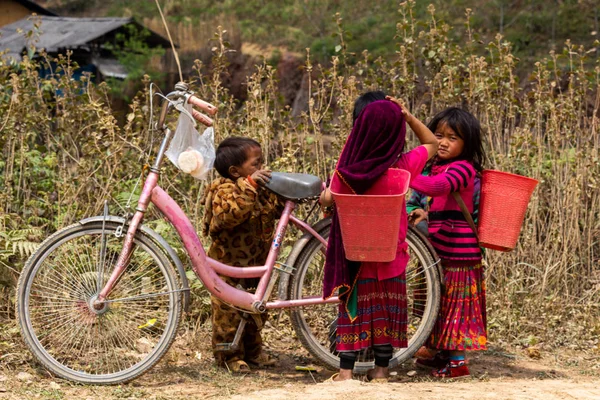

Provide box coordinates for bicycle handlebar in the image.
[156,90,218,129]
[190,108,214,126]
[186,95,216,126]
[187,95,217,116]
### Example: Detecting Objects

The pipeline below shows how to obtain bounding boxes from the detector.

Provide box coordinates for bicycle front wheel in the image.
[17,222,182,385]
[289,223,440,373]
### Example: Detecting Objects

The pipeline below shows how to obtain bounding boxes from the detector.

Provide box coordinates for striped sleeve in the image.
[445,162,475,191]
[410,161,475,196]
[411,173,451,196]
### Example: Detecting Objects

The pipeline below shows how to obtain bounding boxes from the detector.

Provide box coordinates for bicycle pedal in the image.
[214,343,233,352]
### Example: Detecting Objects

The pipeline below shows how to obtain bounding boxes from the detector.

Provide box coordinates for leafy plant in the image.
[104,24,166,100]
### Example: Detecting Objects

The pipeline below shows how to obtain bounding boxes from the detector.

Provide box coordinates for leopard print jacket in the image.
[202,177,284,268]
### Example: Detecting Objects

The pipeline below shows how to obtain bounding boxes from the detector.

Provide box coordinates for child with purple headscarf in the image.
[320,94,438,382]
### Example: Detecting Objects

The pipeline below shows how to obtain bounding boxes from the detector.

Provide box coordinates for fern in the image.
[11,240,40,258]
[0,215,43,272]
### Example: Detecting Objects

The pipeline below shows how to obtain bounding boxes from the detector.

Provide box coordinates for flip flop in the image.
[363,374,388,383]
[325,373,340,382]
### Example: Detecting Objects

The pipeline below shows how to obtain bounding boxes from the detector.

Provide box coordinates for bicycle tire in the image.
[288,222,440,373]
[16,221,182,385]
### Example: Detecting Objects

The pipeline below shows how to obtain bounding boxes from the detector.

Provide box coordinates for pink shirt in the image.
[410,160,481,261]
[359,146,429,280]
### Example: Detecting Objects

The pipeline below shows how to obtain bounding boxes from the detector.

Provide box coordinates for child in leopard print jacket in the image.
[201,136,283,372]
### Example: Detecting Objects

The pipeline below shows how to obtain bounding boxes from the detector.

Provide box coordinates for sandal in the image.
[431,360,470,379]
[225,359,251,373]
[363,374,388,383]
[325,373,340,382]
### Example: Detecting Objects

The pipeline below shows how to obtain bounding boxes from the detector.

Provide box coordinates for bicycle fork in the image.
[93,170,161,309]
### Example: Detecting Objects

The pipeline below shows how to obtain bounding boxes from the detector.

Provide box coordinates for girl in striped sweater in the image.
[408,108,487,379]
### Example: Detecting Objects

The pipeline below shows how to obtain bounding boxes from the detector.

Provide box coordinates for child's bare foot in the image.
[329,369,353,381]
[365,366,389,383]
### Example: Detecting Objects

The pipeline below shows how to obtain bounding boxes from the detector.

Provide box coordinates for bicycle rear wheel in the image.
[288,223,440,373]
[17,222,182,384]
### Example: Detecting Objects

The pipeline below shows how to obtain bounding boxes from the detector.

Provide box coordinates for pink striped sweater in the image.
[410,159,481,262]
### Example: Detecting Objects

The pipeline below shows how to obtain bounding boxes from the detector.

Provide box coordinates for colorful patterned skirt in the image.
[426,262,487,351]
[336,276,408,352]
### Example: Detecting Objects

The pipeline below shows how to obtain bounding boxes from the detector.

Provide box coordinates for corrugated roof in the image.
[93,57,128,79]
[0,16,172,61]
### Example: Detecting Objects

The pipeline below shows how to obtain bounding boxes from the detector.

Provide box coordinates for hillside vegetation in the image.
[43,0,600,68]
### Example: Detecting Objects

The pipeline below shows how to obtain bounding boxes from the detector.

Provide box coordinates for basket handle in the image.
[451,192,479,243]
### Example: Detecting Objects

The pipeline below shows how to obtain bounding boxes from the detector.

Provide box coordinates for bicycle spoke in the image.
[18,223,181,383]
[289,225,440,372]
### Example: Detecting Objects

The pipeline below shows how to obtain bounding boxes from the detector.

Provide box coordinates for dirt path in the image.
[2,364,598,400]
[1,324,599,399]
[2,349,599,399]
[230,379,600,400]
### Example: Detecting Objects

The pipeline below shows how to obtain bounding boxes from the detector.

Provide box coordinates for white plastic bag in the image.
[165,103,215,180]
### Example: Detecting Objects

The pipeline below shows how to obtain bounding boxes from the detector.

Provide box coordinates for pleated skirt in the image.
[426,262,487,351]
[336,276,408,352]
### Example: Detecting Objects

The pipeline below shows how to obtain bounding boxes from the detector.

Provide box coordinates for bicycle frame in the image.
[95,85,339,312]
[96,171,338,312]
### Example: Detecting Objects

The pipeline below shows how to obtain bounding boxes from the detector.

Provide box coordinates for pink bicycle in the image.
[16,83,441,384]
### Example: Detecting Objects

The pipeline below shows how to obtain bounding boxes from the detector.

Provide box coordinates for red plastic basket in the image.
[330,169,411,262]
[478,170,539,252]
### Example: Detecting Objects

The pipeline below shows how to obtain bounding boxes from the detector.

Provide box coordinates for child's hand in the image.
[320,188,334,207]
[250,169,272,186]
[386,96,415,124]
[408,209,428,226]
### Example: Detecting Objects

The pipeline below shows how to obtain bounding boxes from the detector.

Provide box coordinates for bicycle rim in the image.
[17,222,182,384]
[289,224,440,373]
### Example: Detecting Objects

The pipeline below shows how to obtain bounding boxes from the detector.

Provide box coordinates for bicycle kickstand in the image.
[214,313,251,352]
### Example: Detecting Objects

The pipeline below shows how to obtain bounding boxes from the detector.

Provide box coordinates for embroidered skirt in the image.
[336,276,408,352]
[426,262,487,351]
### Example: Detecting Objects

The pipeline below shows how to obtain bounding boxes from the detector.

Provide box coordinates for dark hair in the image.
[214,136,261,179]
[352,90,387,124]
[427,107,486,171]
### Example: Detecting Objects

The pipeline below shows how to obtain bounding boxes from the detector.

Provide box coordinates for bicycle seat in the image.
[264,172,322,201]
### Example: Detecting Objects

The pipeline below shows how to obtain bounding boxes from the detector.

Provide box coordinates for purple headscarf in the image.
[323,100,407,302]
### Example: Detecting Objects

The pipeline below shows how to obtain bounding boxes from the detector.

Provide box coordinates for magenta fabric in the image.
[336,276,408,351]
[323,100,407,301]
[426,262,487,351]
[410,159,481,261]
[411,160,476,213]
[335,101,407,194]
[360,145,429,280]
